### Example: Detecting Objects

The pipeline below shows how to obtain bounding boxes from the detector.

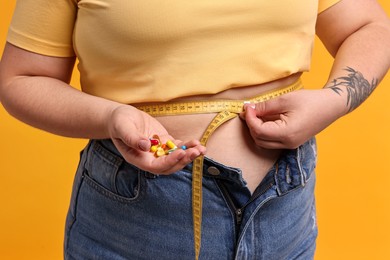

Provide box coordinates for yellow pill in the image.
[156,147,166,157]
[150,145,158,153]
[166,140,177,149]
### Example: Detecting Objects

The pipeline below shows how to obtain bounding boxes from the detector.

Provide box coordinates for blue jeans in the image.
[64,138,318,260]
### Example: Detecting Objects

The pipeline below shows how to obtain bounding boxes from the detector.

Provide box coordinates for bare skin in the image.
[143,73,301,193]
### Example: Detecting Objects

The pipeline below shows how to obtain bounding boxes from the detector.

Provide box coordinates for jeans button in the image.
[145,172,157,179]
[207,166,220,176]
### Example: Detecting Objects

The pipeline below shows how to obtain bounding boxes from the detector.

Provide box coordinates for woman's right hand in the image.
[0,43,205,175]
[107,105,207,174]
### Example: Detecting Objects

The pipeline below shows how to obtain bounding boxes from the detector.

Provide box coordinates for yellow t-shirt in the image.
[7,0,340,103]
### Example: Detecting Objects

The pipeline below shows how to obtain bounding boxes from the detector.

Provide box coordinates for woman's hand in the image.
[107,105,206,174]
[240,88,347,149]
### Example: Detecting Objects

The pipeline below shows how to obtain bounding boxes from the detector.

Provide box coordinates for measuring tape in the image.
[136,79,303,260]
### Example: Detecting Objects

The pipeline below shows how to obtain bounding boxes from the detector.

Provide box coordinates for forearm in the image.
[324,21,390,114]
[1,76,127,139]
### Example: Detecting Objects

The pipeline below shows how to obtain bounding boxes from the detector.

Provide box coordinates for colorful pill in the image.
[167,148,178,154]
[156,147,166,157]
[149,134,183,157]
[166,140,177,149]
[150,139,159,146]
[150,145,158,153]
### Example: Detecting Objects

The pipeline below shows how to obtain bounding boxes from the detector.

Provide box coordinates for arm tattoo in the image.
[326,67,378,113]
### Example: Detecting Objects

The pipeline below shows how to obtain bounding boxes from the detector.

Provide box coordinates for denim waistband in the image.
[95,138,247,185]
[95,137,317,196]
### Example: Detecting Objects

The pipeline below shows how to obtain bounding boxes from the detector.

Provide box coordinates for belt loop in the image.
[81,139,95,175]
[274,162,282,196]
[84,140,92,173]
[296,145,306,187]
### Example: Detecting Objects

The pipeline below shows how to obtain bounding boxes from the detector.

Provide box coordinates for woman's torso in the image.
[73,1,316,192]
[137,73,302,193]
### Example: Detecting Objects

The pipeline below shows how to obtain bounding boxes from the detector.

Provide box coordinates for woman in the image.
[1,0,389,259]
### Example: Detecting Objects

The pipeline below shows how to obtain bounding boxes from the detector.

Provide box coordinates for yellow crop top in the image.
[7,0,341,103]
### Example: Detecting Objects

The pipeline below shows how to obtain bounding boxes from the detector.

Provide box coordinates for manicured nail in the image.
[138,139,150,151]
[243,103,255,111]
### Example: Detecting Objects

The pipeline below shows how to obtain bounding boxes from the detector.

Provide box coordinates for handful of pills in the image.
[149,135,187,157]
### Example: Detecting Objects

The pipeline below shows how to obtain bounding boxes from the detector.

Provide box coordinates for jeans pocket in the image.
[84,141,142,201]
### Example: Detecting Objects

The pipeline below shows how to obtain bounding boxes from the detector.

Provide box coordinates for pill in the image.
[166,140,177,149]
[167,148,178,154]
[150,145,158,153]
[156,147,166,157]
[150,139,159,146]
[181,145,187,150]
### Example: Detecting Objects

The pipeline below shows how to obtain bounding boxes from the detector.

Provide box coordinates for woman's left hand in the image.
[240,88,347,149]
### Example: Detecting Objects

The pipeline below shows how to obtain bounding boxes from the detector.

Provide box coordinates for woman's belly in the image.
[137,73,301,193]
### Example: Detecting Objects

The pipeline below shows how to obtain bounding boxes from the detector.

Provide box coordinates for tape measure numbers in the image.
[135,79,303,260]
[193,110,238,259]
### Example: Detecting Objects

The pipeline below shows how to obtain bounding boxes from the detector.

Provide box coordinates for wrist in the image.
[320,87,349,119]
[104,103,144,139]
[103,103,126,139]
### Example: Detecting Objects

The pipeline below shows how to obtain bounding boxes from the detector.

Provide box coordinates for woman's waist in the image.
[131,74,302,166]
[133,73,302,117]
[157,113,282,177]
[170,73,302,102]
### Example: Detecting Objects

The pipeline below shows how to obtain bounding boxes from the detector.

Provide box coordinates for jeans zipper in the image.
[216,178,275,240]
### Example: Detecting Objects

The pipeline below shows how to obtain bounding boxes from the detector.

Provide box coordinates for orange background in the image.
[1,1,389,259]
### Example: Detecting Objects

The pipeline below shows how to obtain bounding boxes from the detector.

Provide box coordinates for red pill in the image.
[150,139,159,146]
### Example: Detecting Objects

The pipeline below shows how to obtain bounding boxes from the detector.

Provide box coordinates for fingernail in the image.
[190,152,201,161]
[138,139,150,151]
[176,151,186,160]
[244,103,256,110]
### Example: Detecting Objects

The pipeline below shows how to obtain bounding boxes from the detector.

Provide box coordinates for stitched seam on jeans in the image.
[234,194,277,260]
[83,171,143,204]
[91,141,123,167]
[213,179,237,242]
[64,168,87,256]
